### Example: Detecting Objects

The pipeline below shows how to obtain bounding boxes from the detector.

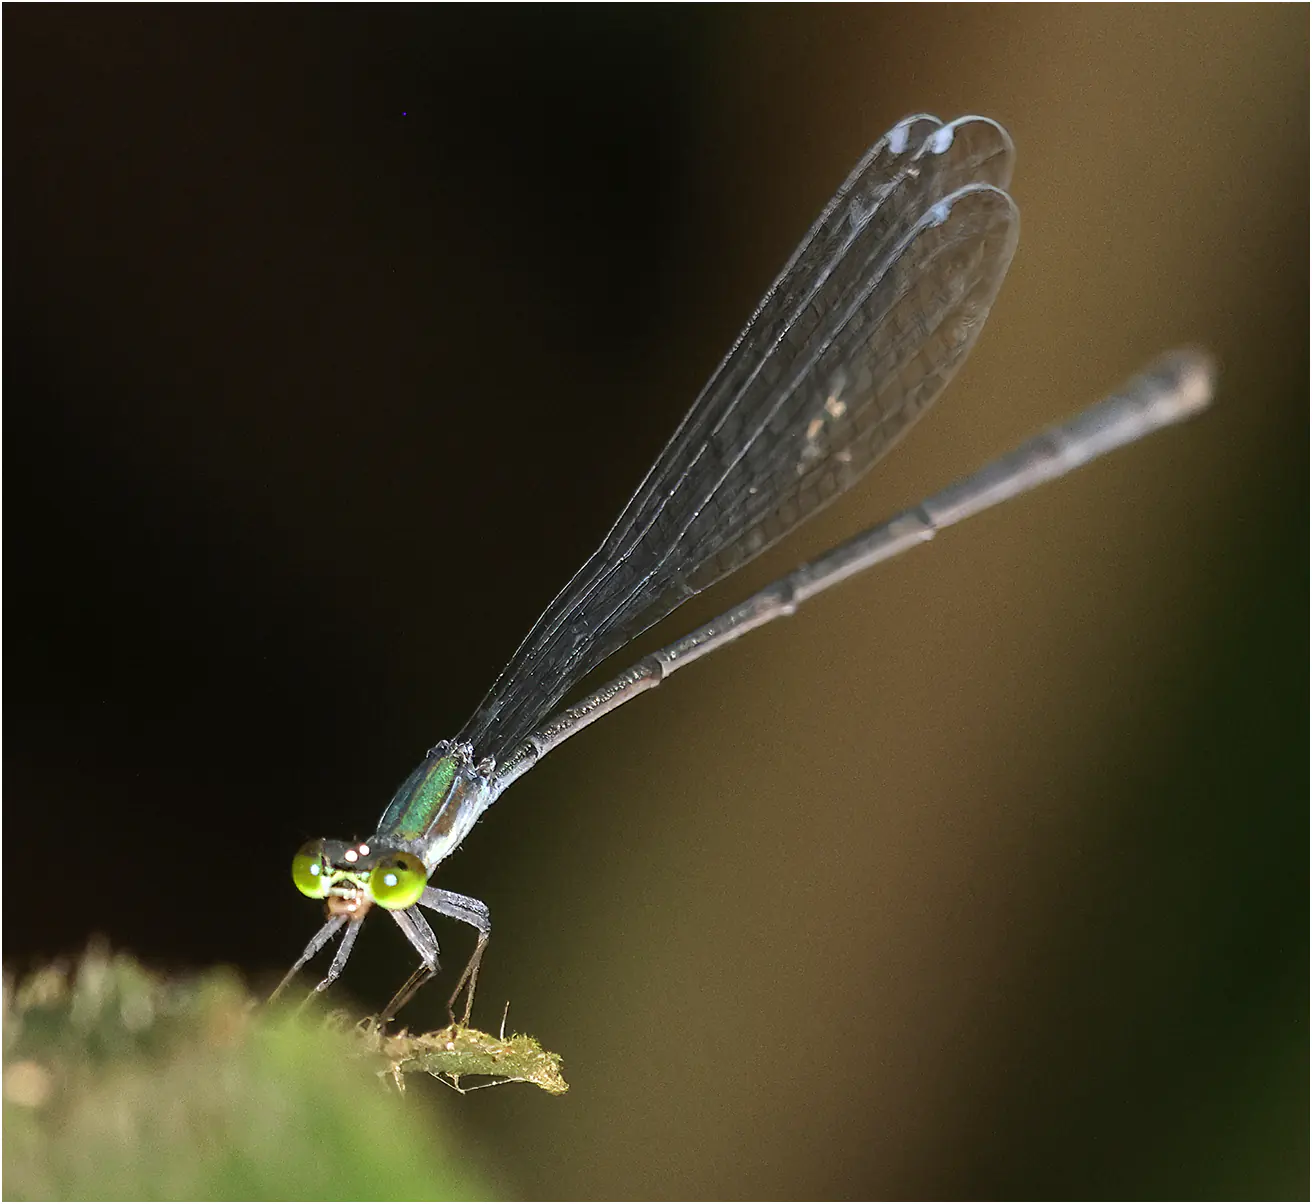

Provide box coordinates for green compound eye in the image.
[369,851,428,910]
[291,840,330,899]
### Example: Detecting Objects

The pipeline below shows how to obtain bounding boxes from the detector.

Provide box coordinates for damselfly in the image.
[272,114,1214,1024]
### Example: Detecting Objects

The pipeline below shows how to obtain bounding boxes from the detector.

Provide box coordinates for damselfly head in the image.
[290,838,428,915]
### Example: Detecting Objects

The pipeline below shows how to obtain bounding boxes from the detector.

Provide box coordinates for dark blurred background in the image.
[6,6,1307,1199]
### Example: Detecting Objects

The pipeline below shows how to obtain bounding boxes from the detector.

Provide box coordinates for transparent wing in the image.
[458,115,1020,763]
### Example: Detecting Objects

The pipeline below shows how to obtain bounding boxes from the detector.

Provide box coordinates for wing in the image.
[458,114,1020,763]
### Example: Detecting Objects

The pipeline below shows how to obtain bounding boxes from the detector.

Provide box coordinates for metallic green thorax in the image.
[376,749,460,842]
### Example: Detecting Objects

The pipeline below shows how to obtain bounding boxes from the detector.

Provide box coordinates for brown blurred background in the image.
[6,6,1307,1199]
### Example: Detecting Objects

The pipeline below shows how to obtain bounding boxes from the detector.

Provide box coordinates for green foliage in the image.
[4,944,566,1200]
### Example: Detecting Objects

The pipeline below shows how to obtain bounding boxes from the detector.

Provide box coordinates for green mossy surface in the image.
[4,945,565,1200]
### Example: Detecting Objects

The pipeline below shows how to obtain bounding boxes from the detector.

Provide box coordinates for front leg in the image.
[268,914,349,1006]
